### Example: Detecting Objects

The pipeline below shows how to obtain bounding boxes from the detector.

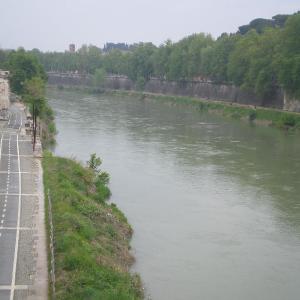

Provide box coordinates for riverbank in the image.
[48,85,300,131]
[47,88,300,300]
[42,152,143,299]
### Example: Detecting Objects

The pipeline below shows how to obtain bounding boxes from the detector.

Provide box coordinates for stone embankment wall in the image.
[0,78,10,110]
[47,72,300,112]
[283,93,300,112]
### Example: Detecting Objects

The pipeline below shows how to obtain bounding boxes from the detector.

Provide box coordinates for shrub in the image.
[248,110,257,121]
[279,113,296,127]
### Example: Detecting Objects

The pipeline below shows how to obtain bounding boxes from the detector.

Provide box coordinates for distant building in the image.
[0,70,10,110]
[69,44,76,53]
[103,42,130,53]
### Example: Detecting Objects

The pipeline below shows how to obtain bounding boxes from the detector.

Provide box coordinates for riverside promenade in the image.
[0,103,47,300]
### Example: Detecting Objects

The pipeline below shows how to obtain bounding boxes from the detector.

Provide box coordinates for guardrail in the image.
[47,189,56,298]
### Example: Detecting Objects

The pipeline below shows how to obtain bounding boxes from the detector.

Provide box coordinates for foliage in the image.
[28,11,300,100]
[32,45,103,73]
[248,110,257,121]
[87,153,110,187]
[238,18,275,35]
[275,13,300,98]
[24,76,46,114]
[201,33,239,83]
[43,153,143,299]
[127,43,156,82]
[8,49,46,95]
[92,68,106,87]
[227,28,279,97]
[0,48,56,146]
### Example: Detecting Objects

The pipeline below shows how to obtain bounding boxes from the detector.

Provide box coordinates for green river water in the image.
[47,89,300,300]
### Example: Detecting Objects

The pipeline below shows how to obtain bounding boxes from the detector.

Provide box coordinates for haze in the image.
[0,0,299,51]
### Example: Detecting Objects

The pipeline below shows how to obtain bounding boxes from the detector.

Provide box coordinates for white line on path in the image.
[0,285,28,290]
[0,131,3,235]
[0,226,32,230]
[0,171,38,174]
[0,139,31,142]
[1,154,34,157]
[0,136,10,230]
[0,132,3,161]
[10,134,22,300]
[0,193,38,196]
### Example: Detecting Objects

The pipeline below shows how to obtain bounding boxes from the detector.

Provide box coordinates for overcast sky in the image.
[0,0,299,51]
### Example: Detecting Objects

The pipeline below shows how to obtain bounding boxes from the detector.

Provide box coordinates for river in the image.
[47,88,300,300]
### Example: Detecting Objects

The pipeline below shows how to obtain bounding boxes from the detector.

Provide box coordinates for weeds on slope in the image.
[43,152,143,300]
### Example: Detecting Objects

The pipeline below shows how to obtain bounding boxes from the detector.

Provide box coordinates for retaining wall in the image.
[47,73,300,112]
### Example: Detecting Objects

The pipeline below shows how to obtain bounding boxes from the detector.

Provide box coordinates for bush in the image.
[279,113,296,127]
[248,110,257,121]
[136,76,146,91]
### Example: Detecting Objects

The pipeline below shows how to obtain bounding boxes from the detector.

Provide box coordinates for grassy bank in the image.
[42,152,143,300]
[39,102,56,147]
[48,84,300,131]
[107,90,300,131]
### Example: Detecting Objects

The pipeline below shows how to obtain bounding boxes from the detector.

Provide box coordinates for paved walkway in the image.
[0,104,48,300]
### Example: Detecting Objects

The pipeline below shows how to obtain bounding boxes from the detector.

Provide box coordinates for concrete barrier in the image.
[47,72,291,111]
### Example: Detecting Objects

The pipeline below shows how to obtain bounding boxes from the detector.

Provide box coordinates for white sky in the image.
[0,0,299,51]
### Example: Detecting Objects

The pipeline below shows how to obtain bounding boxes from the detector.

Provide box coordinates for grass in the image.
[104,89,300,131]
[42,152,143,300]
[48,84,300,131]
[40,102,57,147]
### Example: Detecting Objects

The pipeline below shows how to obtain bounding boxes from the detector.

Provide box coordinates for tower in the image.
[69,44,76,53]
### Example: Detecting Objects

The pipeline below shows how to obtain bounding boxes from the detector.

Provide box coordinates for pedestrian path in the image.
[0,104,48,300]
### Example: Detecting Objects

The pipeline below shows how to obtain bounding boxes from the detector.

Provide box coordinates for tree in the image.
[87,153,109,185]
[276,13,300,98]
[24,77,46,150]
[201,33,239,83]
[186,33,214,78]
[152,40,173,79]
[8,49,46,95]
[227,28,280,97]
[127,43,156,82]
[227,30,260,86]
[92,68,106,87]
[247,28,279,97]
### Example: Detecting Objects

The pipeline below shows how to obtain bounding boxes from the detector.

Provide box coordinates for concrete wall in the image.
[0,78,10,110]
[47,72,289,110]
[283,93,300,113]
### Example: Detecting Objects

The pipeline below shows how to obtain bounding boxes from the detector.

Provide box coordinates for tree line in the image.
[0,48,56,147]
[1,12,299,99]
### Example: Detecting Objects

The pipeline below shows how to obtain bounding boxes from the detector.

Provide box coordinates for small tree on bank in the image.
[87,153,110,185]
[92,68,106,88]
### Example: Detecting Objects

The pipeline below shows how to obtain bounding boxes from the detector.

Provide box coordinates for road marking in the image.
[0,285,28,290]
[0,139,31,142]
[7,113,11,126]
[19,111,23,131]
[0,136,10,227]
[0,171,38,174]
[0,193,38,196]
[0,154,34,157]
[0,132,16,134]
[10,134,22,300]
[0,226,32,230]
[1,107,40,296]
[0,132,3,161]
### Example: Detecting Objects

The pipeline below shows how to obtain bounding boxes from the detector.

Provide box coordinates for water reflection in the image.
[47,89,300,300]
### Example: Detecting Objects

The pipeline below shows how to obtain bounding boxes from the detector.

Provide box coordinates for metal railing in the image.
[47,189,56,298]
